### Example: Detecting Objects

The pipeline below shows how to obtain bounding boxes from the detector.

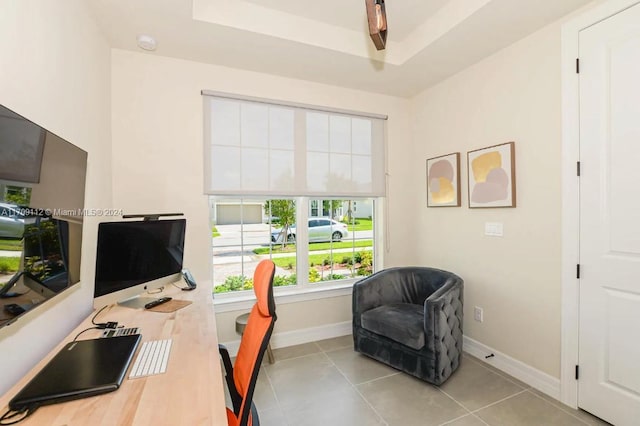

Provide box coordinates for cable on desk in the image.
[91,305,109,325]
[91,305,119,330]
[0,405,38,425]
[171,282,190,291]
[72,326,101,342]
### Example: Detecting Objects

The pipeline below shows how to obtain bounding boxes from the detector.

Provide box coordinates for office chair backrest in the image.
[232,260,276,426]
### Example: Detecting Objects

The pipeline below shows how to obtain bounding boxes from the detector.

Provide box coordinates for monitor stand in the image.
[117,296,157,310]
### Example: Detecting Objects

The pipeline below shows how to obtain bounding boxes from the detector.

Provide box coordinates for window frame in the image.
[212,196,385,310]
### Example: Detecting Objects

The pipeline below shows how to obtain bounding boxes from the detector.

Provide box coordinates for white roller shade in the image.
[203,93,386,197]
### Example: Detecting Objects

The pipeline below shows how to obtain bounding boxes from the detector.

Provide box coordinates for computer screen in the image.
[94,219,186,306]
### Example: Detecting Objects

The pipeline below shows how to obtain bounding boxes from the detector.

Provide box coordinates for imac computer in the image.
[93,219,186,308]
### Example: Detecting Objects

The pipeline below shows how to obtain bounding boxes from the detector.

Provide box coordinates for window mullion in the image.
[296,197,309,286]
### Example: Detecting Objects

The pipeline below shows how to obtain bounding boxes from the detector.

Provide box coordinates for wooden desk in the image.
[0,283,228,425]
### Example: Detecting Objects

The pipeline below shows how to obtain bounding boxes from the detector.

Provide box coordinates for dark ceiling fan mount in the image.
[366,0,388,51]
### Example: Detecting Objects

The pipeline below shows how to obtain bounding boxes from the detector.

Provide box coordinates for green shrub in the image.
[214,284,230,293]
[359,251,372,267]
[340,256,353,265]
[357,251,373,276]
[273,274,296,287]
[224,275,250,291]
[308,268,320,283]
[322,274,345,281]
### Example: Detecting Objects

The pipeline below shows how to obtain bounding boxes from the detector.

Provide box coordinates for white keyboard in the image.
[129,339,172,379]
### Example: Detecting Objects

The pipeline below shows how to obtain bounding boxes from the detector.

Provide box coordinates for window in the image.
[210,197,375,293]
[203,92,386,295]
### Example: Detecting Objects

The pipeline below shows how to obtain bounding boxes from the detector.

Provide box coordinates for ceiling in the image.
[86,0,591,98]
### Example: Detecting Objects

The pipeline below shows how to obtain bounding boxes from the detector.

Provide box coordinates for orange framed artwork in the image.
[467,142,516,208]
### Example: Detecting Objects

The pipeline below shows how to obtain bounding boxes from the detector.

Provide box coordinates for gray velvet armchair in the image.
[352,267,464,385]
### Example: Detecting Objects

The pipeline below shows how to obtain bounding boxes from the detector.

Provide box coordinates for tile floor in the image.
[231,335,611,426]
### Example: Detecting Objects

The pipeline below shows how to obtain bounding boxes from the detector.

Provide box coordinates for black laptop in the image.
[9,334,141,410]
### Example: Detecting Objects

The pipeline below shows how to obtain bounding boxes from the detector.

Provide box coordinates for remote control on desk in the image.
[144,297,172,309]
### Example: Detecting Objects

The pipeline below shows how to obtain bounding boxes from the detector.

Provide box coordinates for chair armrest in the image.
[352,276,384,316]
[218,344,241,414]
[424,277,464,338]
[423,277,464,384]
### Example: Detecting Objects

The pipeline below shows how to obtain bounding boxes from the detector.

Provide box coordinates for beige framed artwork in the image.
[467,142,516,208]
[426,152,461,207]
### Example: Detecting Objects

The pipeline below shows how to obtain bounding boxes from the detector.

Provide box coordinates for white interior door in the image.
[578,3,640,425]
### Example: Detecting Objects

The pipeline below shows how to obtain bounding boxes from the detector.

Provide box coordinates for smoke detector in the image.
[137,34,157,51]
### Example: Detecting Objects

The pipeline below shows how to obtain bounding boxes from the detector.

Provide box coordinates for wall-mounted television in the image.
[94,219,186,308]
[0,104,87,329]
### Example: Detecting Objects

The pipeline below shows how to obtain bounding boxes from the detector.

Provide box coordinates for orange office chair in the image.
[219,260,276,426]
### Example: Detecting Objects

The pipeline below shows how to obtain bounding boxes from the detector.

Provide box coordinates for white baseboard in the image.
[463,336,561,401]
[220,320,352,357]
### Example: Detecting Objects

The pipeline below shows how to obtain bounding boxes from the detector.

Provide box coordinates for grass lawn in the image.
[0,239,22,251]
[0,257,20,274]
[212,227,220,238]
[253,240,372,255]
[342,218,373,231]
[271,248,373,270]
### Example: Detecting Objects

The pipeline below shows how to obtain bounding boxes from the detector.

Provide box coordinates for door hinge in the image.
[577,264,581,279]
[577,161,581,177]
[576,58,580,74]
[575,365,580,380]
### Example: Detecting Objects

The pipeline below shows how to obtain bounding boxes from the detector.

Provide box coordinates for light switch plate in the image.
[484,222,504,237]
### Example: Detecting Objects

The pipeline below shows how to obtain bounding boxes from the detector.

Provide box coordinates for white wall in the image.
[0,0,578,398]
[0,0,112,395]
[411,22,563,377]
[110,50,414,341]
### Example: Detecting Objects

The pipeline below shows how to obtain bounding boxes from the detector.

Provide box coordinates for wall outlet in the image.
[474,306,484,322]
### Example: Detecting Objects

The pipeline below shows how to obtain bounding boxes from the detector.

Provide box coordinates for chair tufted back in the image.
[425,278,464,383]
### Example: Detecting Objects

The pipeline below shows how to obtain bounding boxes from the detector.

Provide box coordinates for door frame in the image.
[561,0,640,409]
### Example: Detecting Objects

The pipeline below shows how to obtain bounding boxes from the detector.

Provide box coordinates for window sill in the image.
[212,280,356,313]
